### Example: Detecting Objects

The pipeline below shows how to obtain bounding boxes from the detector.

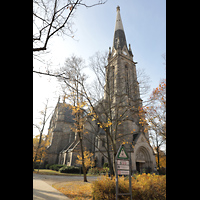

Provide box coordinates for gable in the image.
[133,132,149,146]
[122,45,129,56]
[133,132,155,155]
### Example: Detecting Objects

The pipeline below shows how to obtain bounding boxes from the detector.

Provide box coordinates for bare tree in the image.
[56,54,115,175]
[57,55,89,182]
[87,51,152,175]
[145,79,166,172]
[137,67,151,102]
[88,51,107,101]
[33,0,107,52]
[33,99,54,170]
[56,51,152,176]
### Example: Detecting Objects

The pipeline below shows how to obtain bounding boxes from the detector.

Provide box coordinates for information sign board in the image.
[117,160,129,170]
[117,170,129,175]
[117,165,129,170]
[117,145,129,159]
[115,145,132,200]
[117,160,129,165]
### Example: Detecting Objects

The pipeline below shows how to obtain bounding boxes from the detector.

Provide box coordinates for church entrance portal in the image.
[135,146,152,173]
[136,161,145,173]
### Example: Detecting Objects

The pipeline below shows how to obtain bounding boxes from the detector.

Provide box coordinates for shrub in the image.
[59,166,82,174]
[136,173,166,200]
[92,175,116,200]
[159,167,166,175]
[49,164,65,171]
[45,164,51,169]
[103,162,109,168]
[92,173,166,200]
[88,167,109,175]
[33,162,40,169]
[88,167,98,175]
[33,162,45,169]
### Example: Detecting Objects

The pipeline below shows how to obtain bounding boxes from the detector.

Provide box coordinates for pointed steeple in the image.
[113,6,127,50]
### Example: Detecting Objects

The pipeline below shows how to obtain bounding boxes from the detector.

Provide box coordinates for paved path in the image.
[33,174,71,200]
[33,173,98,200]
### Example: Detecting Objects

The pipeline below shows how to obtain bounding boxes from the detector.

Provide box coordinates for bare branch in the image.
[33,0,107,52]
[33,70,69,79]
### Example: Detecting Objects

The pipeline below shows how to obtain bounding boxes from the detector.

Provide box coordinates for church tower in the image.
[104,6,157,173]
[105,6,144,141]
[106,6,142,106]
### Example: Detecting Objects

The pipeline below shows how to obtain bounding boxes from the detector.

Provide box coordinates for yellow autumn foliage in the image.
[92,174,166,200]
[33,135,49,162]
[76,150,95,170]
[53,174,165,200]
[53,181,93,200]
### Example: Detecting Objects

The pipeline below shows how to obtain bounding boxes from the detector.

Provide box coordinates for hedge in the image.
[59,166,82,174]
[49,164,65,171]
[88,167,109,175]
[92,173,166,200]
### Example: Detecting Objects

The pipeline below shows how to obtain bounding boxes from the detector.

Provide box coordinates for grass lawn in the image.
[52,181,93,200]
[33,169,83,176]
[33,169,98,176]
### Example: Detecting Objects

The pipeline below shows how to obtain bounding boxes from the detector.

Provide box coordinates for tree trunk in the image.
[33,129,43,170]
[106,131,114,177]
[112,151,117,176]
[76,83,87,182]
[80,136,87,182]
[156,146,160,173]
[112,139,117,176]
[155,132,160,173]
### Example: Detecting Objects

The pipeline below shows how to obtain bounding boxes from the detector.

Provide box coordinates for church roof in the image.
[63,105,75,123]
[60,140,80,153]
[133,133,140,142]
[113,6,128,50]
[55,102,75,123]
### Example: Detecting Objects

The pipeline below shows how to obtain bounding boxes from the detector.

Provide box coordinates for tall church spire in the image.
[113,6,127,50]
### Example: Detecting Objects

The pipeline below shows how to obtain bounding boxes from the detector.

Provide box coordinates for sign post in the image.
[115,145,132,200]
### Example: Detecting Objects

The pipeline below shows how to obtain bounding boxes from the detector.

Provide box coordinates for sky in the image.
[33,0,166,136]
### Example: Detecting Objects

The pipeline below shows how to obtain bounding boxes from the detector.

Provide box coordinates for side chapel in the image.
[44,6,157,174]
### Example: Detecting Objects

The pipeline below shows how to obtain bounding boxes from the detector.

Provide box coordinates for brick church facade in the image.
[44,6,157,174]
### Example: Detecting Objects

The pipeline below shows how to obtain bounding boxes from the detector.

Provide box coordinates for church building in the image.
[45,6,157,174]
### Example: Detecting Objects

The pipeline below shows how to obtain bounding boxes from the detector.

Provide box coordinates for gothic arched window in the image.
[125,65,129,96]
[102,138,105,147]
[102,156,104,166]
[112,66,115,96]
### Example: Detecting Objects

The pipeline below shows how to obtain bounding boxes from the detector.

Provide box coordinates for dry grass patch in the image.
[33,169,66,175]
[52,181,93,200]
[33,169,82,176]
